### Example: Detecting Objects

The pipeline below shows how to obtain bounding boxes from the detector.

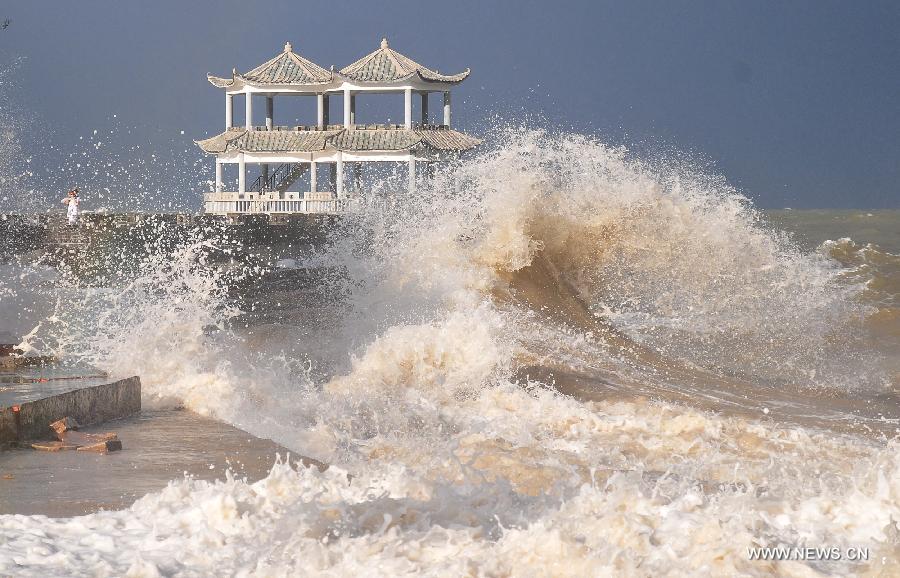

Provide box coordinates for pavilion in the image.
[196,39,481,215]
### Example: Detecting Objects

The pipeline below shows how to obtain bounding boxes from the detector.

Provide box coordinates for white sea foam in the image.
[1,390,897,576]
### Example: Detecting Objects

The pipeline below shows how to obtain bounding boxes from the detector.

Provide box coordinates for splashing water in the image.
[1,129,898,576]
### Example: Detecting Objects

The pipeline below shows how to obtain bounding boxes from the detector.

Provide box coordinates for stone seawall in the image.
[0,376,141,446]
[0,213,339,274]
[0,212,337,267]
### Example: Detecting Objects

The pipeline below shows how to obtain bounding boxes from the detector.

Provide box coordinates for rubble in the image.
[31,441,79,452]
[32,416,122,454]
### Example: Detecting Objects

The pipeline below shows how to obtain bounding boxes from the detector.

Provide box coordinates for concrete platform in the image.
[0,409,294,517]
[0,359,113,409]
[0,376,140,445]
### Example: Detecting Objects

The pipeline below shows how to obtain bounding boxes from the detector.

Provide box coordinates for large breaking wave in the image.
[1,130,898,576]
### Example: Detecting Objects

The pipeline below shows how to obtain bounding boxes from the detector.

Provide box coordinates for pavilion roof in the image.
[208,42,333,88]
[340,38,469,84]
[196,126,481,154]
[195,127,339,154]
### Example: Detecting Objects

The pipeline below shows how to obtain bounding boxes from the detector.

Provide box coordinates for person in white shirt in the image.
[62,188,80,226]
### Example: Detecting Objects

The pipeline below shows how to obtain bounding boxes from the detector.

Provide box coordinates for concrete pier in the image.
[0,408,299,516]
[0,212,337,261]
[0,376,141,447]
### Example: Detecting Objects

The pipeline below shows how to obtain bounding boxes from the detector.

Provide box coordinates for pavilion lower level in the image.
[198,123,478,216]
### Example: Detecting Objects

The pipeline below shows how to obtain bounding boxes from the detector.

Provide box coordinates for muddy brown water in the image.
[0,409,293,517]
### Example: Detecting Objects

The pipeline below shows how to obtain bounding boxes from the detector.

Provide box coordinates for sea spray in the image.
[340,129,883,391]
[2,128,898,576]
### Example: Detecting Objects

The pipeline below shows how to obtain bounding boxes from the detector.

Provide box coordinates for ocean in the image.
[0,130,898,576]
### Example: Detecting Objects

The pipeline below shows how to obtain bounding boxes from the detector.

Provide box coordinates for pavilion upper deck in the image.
[208,38,469,93]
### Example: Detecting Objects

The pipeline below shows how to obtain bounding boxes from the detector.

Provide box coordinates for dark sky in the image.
[1,1,899,209]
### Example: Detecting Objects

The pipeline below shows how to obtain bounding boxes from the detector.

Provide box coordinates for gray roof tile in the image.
[208,42,332,88]
[340,38,469,84]
[196,127,481,154]
[241,43,332,84]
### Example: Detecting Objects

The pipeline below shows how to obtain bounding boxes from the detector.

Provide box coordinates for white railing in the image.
[203,192,359,215]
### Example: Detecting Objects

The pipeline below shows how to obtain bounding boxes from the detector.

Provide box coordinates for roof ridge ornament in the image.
[381,37,389,49]
[284,41,293,53]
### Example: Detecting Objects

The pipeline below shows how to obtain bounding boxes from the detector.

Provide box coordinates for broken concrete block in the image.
[31,441,79,452]
[75,439,122,453]
[59,430,118,446]
[34,417,124,453]
[50,416,80,436]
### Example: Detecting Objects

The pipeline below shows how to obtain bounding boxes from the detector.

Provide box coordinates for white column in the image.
[263,94,272,188]
[310,161,317,193]
[215,160,223,192]
[336,152,344,196]
[443,91,451,127]
[404,88,412,129]
[343,89,352,128]
[421,93,428,126]
[408,155,416,193]
[225,95,233,129]
[317,94,324,128]
[238,154,246,194]
[245,93,253,129]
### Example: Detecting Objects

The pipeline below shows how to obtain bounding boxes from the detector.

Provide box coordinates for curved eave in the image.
[234,72,336,89]
[207,74,236,89]
[417,130,481,151]
[195,128,246,154]
[208,74,338,92]
[417,68,470,84]
[195,138,225,154]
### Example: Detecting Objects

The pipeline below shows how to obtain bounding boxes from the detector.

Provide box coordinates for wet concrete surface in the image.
[0,369,110,409]
[0,409,290,517]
